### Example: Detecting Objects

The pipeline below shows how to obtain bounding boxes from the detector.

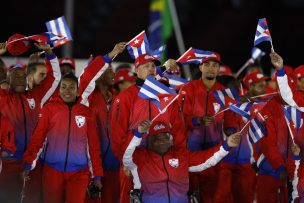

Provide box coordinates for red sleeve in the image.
[178,84,195,129]
[169,100,187,148]
[223,110,239,131]
[22,106,49,166]
[259,107,285,170]
[78,56,108,107]
[110,94,134,161]
[0,116,16,154]
[31,54,61,107]
[87,112,103,177]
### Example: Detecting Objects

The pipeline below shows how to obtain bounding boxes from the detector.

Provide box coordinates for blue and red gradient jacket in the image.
[111,80,186,161]
[179,79,226,151]
[258,95,300,179]
[90,90,120,171]
[22,97,103,179]
[0,53,61,159]
[0,113,16,155]
[123,131,231,203]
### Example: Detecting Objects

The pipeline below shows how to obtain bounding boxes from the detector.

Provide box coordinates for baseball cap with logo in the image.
[7,33,31,56]
[148,121,171,136]
[114,68,136,84]
[59,58,76,69]
[134,54,160,68]
[243,71,269,87]
[200,52,221,64]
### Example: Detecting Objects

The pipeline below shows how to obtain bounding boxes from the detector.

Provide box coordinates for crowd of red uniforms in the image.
[0,40,304,203]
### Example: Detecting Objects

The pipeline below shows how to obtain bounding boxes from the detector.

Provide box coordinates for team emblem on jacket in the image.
[169,158,179,168]
[213,102,220,114]
[27,98,35,109]
[75,116,86,128]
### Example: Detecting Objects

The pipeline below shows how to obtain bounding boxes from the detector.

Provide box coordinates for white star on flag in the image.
[254,108,258,113]
[134,39,139,44]
[164,97,169,102]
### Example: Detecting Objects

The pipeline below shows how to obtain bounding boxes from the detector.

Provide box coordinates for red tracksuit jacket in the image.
[0,114,16,155]
[258,95,297,178]
[111,80,186,160]
[23,97,103,179]
[123,133,231,203]
[0,53,61,159]
[179,79,225,151]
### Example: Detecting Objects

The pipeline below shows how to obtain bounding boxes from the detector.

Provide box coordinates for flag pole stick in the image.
[284,117,295,144]
[250,92,278,99]
[240,83,244,96]
[167,0,192,80]
[151,95,179,122]
[240,120,251,133]
[213,107,229,118]
[235,59,253,78]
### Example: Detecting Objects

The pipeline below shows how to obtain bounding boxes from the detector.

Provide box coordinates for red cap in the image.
[243,71,269,87]
[149,121,171,136]
[134,54,160,68]
[7,62,26,72]
[7,33,30,56]
[219,64,232,76]
[200,52,221,64]
[59,58,75,69]
[294,65,304,79]
[114,68,136,84]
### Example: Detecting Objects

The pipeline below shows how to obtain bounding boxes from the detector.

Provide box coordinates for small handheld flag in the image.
[163,73,188,89]
[45,16,73,47]
[254,18,273,50]
[176,47,216,65]
[248,113,267,144]
[151,45,166,60]
[213,88,240,109]
[127,31,150,59]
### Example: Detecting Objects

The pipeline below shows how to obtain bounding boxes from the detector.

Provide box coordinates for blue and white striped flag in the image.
[248,113,266,144]
[138,75,176,110]
[163,73,188,88]
[45,16,73,47]
[283,105,303,135]
[127,31,150,59]
[151,45,166,60]
[213,88,240,109]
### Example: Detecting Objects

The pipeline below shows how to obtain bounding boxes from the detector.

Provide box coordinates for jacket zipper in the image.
[202,91,209,148]
[64,106,72,171]
[162,155,171,203]
[102,100,111,163]
[19,95,27,152]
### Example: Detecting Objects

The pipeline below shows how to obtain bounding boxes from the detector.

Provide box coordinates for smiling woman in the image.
[59,73,78,103]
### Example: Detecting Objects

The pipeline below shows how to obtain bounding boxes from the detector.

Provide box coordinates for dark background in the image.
[2,0,304,75]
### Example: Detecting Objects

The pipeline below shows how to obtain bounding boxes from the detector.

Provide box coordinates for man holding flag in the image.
[214,71,269,203]
[178,52,227,202]
[111,53,186,203]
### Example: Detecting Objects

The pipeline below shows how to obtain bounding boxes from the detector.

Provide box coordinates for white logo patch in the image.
[27,98,35,109]
[154,124,165,131]
[256,73,264,79]
[169,158,179,168]
[75,116,86,128]
[213,103,220,114]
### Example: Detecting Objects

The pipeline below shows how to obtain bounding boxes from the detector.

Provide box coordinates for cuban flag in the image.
[127,31,150,59]
[163,73,188,89]
[283,105,303,135]
[254,18,272,47]
[138,75,176,110]
[45,16,73,47]
[176,47,216,65]
[213,88,240,109]
[229,101,266,121]
[151,45,166,60]
[27,32,66,47]
[248,113,267,144]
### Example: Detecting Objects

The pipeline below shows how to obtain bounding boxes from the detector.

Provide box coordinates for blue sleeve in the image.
[276,68,285,77]
[192,117,200,127]
[102,55,112,63]
[133,129,143,138]
[222,141,231,151]
[45,53,57,60]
